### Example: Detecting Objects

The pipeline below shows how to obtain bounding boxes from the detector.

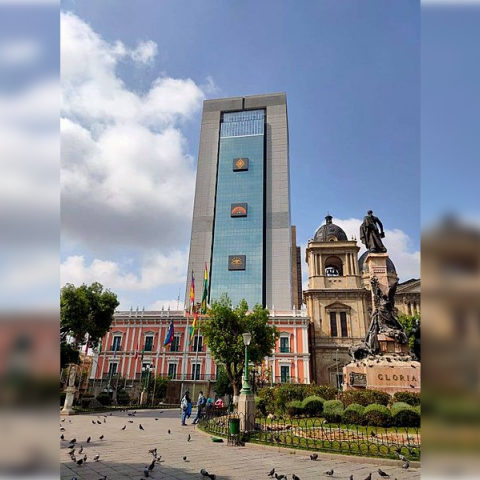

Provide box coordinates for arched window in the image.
[324,256,343,276]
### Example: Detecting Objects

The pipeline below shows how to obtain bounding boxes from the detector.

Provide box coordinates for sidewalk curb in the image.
[196,425,421,469]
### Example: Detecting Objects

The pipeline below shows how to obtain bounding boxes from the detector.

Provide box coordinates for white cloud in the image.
[130,40,158,64]
[150,299,184,311]
[60,250,188,291]
[0,38,42,66]
[60,12,208,252]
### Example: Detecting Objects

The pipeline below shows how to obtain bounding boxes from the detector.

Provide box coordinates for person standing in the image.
[192,391,206,425]
[180,391,191,426]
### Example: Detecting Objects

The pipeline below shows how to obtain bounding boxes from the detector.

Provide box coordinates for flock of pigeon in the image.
[263,450,411,480]
[61,410,412,480]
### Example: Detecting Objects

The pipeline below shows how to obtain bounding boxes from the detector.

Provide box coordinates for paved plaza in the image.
[60,409,420,480]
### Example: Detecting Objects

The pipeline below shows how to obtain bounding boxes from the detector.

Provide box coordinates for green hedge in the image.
[342,403,365,425]
[363,404,392,427]
[392,391,421,407]
[285,400,305,417]
[323,400,344,423]
[116,389,131,406]
[340,389,390,407]
[96,393,112,406]
[301,396,324,417]
[391,402,420,427]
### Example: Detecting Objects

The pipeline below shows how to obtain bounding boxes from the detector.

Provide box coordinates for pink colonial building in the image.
[90,307,311,402]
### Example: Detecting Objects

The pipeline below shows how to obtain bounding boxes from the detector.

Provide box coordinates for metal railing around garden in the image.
[199,409,420,461]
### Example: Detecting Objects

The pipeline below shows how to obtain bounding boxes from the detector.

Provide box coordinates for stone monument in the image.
[61,364,78,416]
[343,215,420,395]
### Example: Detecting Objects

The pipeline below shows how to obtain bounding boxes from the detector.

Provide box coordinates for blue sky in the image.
[59,1,420,311]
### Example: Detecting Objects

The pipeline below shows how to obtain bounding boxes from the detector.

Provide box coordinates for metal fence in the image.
[200,409,421,461]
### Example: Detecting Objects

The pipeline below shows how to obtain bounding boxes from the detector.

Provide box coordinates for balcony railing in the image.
[143,345,153,352]
[274,376,299,384]
[109,345,122,352]
[131,373,216,381]
[279,347,290,353]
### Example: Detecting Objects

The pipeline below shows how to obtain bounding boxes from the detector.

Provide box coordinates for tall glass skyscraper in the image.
[186,93,294,310]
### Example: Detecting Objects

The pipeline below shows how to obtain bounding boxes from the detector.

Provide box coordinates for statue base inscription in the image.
[344,353,420,395]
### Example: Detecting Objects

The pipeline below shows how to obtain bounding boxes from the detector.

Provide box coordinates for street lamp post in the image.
[238,332,255,433]
[140,364,153,405]
[241,333,252,395]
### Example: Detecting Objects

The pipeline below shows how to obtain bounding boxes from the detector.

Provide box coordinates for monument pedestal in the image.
[61,386,76,416]
[237,393,255,433]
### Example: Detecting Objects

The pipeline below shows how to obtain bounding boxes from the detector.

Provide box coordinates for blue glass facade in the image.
[210,109,265,308]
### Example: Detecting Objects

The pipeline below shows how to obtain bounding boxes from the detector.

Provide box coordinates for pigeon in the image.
[83,454,87,462]
[76,459,83,466]
[71,477,77,480]
[128,420,134,423]
[99,435,104,440]
[139,424,145,430]
[94,454,100,462]
[68,448,75,456]
[168,429,171,434]
[188,434,191,442]
[98,476,107,480]
[159,410,164,413]
[201,469,216,480]
[325,469,334,476]
[69,438,76,444]
[78,446,83,454]
[292,475,300,480]
[60,427,65,431]
[103,418,106,423]
[60,434,65,440]
[155,418,159,421]
[121,425,126,430]
[274,474,287,480]
[70,455,76,462]
[183,456,188,461]
[268,468,275,476]
[92,420,96,424]
[86,437,91,443]
[310,454,318,461]
[402,461,410,470]
[378,469,390,477]
[363,474,372,480]
[349,476,353,480]
[97,420,102,425]
[396,453,407,461]
[61,418,65,422]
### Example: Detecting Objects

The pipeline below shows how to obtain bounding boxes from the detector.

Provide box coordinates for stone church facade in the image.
[304,215,420,387]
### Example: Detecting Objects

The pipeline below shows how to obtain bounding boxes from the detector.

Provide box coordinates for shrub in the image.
[80,393,95,408]
[256,387,276,415]
[342,403,365,425]
[392,391,421,407]
[413,405,421,415]
[363,404,392,427]
[301,396,325,417]
[391,402,421,427]
[255,397,268,417]
[308,385,338,401]
[323,400,344,423]
[274,384,306,413]
[96,392,112,406]
[340,389,390,407]
[285,400,305,417]
[116,389,131,406]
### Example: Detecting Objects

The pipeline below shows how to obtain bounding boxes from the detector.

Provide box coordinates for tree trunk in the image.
[232,382,240,405]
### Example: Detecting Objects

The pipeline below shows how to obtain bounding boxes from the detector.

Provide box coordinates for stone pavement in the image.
[60,409,420,480]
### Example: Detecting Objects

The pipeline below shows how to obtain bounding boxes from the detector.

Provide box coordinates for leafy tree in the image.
[214,367,234,399]
[201,294,279,401]
[398,313,421,360]
[60,282,119,368]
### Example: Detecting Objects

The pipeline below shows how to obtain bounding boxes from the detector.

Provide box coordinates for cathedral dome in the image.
[313,214,348,242]
[358,251,397,274]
